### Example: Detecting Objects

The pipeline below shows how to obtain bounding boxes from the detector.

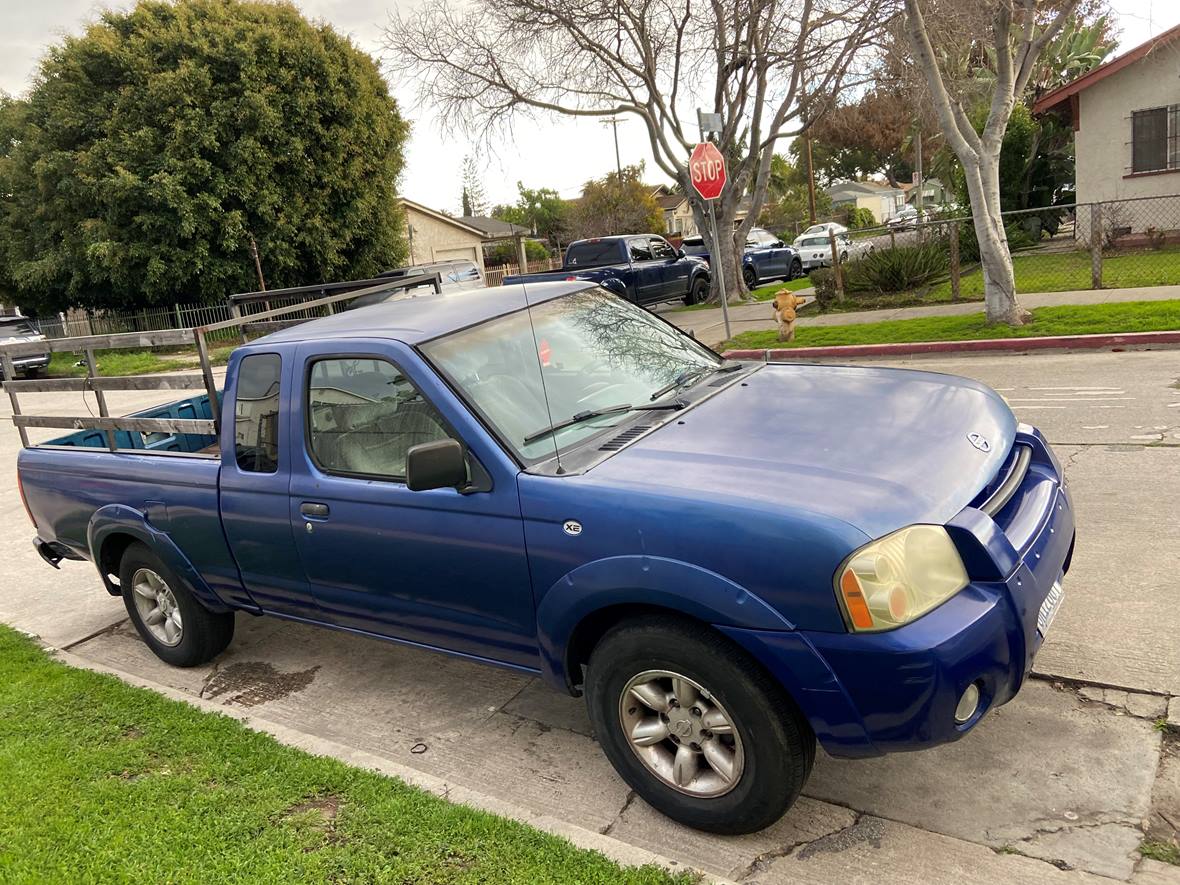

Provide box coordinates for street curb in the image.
[722,329,1180,361]
[46,646,725,884]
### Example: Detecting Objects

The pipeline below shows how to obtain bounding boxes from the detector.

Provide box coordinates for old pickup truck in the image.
[13,282,1075,834]
[504,235,712,305]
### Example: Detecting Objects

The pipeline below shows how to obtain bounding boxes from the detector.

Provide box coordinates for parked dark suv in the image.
[0,315,50,378]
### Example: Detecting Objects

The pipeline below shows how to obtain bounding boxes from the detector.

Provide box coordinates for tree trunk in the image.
[963,156,1028,325]
[685,183,745,306]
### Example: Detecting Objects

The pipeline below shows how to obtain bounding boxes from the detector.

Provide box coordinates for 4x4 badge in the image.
[967,432,991,453]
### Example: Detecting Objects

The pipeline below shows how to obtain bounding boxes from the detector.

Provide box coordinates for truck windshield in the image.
[565,241,623,268]
[422,289,721,463]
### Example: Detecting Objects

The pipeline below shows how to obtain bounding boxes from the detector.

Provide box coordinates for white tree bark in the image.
[901,0,1079,325]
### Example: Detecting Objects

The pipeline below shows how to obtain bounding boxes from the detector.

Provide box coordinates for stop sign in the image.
[689,142,726,201]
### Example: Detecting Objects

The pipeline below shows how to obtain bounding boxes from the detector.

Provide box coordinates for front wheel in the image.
[586,617,814,834]
[684,277,709,306]
[119,542,234,667]
[742,266,758,289]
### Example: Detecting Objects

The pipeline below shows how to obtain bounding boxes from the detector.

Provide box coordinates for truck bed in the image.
[45,392,221,455]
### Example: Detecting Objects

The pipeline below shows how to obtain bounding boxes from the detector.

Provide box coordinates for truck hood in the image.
[589,363,1016,539]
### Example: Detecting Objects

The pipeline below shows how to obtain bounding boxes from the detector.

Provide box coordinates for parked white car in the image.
[792,222,848,249]
[886,207,926,230]
[795,232,875,270]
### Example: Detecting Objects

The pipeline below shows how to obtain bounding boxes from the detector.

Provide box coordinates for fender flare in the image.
[87,504,232,613]
[534,555,793,690]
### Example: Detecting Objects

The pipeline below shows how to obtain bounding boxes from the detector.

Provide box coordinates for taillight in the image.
[17,470,36,528]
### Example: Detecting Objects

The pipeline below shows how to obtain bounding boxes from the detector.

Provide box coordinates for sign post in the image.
[688,141,730,340]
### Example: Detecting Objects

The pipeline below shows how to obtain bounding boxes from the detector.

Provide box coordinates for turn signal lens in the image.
[836,525,968,632]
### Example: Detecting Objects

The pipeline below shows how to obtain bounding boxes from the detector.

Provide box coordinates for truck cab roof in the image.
[253,280,591,347]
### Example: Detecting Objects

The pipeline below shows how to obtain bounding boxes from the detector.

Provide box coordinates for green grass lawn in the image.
[47,345,236,378]
[0,626,682,884]
[721,299,1180,351]
[921,246,1180,302]
[676,276,814,312]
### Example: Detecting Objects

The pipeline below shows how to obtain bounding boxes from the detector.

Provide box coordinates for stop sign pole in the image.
[688,141,731,340]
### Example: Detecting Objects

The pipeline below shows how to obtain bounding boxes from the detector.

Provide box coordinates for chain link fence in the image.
[799,193,1180,306]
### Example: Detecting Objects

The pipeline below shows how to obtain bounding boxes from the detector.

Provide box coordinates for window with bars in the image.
[1131,105,1180,173]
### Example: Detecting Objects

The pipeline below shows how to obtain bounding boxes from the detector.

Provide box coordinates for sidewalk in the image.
[659,284,1180,347]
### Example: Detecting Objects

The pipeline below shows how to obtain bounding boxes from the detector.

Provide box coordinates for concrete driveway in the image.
[2,351,1178,884]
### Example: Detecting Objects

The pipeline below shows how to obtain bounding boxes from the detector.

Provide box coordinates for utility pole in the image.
[914,127,924,213]
[804,131,818,224]
[248,233,267,291]
[601,116,624,179]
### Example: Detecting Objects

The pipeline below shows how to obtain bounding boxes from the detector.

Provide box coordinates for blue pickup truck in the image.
[16,282,1075,834]
[504,235,712,305]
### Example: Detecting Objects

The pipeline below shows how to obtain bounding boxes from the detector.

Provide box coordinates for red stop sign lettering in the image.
[689,142,727,201]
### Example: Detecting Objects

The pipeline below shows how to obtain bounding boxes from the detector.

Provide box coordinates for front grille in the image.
[978,445,1032,517]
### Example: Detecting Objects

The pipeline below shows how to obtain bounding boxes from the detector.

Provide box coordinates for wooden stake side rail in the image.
[2,373,208,393]
[202,273,442,333]
[13,415,216,434]
[1,271,443,451]
[0,328,196,359]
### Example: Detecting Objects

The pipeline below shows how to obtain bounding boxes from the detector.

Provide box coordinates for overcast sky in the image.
[2,0,1177,213]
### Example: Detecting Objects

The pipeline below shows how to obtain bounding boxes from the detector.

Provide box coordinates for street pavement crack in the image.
[198,660,221,700]
[59,618,128,651]
[599,790,636,837]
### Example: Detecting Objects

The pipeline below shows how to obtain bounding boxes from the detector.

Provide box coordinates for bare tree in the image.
[384,0,884,303]
[901,0,1079,325]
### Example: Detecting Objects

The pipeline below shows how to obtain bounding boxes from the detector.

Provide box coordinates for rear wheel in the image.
[119,542,234,667]
[683,277,709,306]
[585,617,814,834]
[742,266,758,289]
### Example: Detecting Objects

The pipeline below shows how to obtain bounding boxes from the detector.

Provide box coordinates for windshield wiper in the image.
[648,361,742,401]
[523,401,685,446]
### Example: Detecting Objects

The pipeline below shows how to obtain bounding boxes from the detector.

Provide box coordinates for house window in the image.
[1131,106,1180,173]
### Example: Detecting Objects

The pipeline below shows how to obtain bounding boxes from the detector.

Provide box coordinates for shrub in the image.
[958,218,1042,263]
[843,241,950,295]
[809,268,837,310]
[846,207,877,229]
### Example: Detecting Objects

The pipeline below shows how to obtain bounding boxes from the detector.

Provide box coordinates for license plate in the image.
[1038,580,1065,636]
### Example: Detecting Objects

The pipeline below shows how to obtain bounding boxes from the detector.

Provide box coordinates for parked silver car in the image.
[0,315,50,378]
[796,234,875,270]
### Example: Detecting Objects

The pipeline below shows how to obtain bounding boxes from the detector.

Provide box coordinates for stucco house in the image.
[1034,24,1180,239]
[650,185,753,237]
[825,180,906,223]
[401,200,491,273]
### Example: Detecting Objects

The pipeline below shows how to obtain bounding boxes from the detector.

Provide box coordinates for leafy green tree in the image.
[568,164,664,239]
[758,155,832,238]
[0,0,409,312]
[493,183,570,247]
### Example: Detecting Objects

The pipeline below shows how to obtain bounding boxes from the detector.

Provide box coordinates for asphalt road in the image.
[1,350,1178,884]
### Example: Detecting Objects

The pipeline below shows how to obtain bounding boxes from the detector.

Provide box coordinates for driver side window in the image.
[649,237,676,259]
[307,358,452,480]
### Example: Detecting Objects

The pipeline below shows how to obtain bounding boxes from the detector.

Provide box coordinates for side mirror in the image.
[406,439,467,491]
[676,248,686,258]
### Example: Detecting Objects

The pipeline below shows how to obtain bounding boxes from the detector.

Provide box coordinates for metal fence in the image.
[29,302,236,342]
[801,193,1180,303]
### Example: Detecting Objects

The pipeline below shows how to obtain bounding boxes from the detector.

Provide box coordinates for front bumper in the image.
[0,353,50,376]
[722,426,1075,758]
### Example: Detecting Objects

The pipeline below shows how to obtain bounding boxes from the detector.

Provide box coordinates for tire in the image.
[684,277,708,306]
[742,266,758,289]
[23,367,41,379]
[789,258,802,280]
[839,251,848,264]
[119,542,234,667]
[586,616,814,834]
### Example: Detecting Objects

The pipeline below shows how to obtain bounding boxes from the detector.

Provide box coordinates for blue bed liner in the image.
[47,392,221,454]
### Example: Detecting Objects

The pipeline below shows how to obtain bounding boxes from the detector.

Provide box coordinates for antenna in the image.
[518,281,563,473]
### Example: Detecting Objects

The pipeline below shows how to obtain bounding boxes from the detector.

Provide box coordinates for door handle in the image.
[300,502,330,519]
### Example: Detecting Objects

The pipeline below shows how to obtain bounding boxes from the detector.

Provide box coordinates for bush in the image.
[485,238,550,266]
[844,241,950,295]
[958,218,1041,263]
[846,207,876,230]
[809,268,837,310]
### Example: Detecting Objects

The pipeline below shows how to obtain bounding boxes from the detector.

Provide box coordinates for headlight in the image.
[835,525,969,632]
